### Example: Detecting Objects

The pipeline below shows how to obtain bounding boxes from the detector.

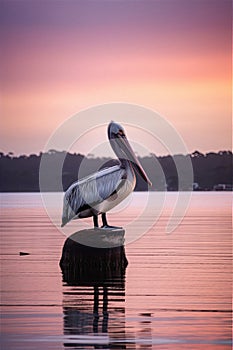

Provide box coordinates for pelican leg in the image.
[101,213,122,229]
[102,213,108,227]
[93,215,99,228]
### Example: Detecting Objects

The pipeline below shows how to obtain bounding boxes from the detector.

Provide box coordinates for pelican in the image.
[61,121,152,228]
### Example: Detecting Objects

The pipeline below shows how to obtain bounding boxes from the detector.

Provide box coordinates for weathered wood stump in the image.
[60,228,128,287]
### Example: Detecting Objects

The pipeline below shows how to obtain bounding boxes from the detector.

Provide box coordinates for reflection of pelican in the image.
[62,121,151,228]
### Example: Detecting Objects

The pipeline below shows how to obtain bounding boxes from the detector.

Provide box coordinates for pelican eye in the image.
[118,129,125,137]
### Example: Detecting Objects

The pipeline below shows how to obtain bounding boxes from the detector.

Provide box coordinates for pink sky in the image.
[1,0,231,156]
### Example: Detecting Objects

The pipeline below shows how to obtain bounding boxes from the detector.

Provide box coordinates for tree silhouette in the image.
[0,150,232,192]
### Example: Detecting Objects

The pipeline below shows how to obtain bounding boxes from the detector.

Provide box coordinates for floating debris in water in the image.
[19,252,30,256]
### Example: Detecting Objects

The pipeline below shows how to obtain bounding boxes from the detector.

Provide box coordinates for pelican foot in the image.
[101,225,122,230]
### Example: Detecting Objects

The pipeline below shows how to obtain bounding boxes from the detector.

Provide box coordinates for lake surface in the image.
[0,192,232,349]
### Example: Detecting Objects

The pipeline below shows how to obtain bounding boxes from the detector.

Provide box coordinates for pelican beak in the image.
[118,135,152,186]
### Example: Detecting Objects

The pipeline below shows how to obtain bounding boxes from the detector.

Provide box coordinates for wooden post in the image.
[60,228,128,287]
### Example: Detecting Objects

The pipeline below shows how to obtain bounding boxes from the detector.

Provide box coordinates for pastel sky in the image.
[1,0,231,156]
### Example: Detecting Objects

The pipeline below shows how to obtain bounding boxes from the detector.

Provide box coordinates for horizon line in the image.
[0,149,232,158]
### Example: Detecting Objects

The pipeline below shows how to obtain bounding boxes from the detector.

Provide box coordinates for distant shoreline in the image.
[0,150,232,192]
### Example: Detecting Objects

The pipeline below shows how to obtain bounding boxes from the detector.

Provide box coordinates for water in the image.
[0,192,232,349]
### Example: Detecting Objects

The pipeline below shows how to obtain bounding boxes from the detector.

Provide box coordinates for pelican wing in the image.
[62,165,125,226]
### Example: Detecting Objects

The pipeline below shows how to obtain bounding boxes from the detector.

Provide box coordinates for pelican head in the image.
[108,121,152,186]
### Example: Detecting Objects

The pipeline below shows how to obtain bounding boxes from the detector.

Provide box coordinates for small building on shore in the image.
[213,184,232,191]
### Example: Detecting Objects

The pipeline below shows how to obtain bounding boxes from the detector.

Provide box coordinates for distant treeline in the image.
[0,150,232,192]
